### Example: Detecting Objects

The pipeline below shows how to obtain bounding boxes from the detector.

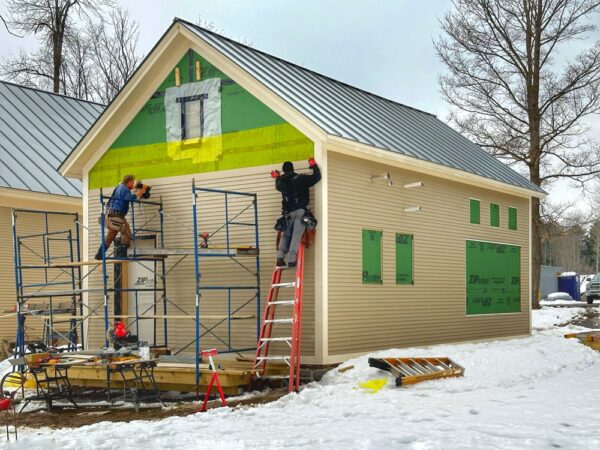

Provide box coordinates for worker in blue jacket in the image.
[272,158,321,267]
[94,175,142,259]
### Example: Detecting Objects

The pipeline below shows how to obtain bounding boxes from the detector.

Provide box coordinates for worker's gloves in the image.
[271,170,281,179]
[308,158,317,168]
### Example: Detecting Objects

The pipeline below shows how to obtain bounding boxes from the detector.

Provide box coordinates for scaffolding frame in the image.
[97,181,261,389]
[11,209,85,357]
[10,182,261,393]
[191,181,261,386]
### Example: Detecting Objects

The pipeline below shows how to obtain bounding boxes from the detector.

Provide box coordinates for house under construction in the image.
[9,19,545,394]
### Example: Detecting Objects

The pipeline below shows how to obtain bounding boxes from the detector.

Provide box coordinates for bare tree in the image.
[435,0,600,308]
[1,12,22,35]
[1,2,141,102]
[541,208,590,273]
[1,45,55,87]
[87,8,141,104]
[62,30,94,100]
[588,221,600,271]
[2,0,113,93]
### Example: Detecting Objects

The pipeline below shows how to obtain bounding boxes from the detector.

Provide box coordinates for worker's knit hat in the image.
[282,161,294,173]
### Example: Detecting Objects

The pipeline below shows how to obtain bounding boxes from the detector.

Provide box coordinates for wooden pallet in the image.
[368,357,464,386]
[42,357,289,394]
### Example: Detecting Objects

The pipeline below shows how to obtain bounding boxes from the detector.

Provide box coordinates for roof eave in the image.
[178,23,328,142]
[0,187,83,212]
[326,135,547,199]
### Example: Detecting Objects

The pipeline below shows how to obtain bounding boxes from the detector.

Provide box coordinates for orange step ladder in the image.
[251,235,306,393]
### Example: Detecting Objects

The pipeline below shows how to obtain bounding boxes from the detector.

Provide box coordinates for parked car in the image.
[584,273,600,304]
[581,274,594,293]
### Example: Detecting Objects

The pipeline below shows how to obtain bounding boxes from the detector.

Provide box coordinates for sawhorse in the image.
[197,349,227,412]
[27,364,78,412]
[108,359,164,412]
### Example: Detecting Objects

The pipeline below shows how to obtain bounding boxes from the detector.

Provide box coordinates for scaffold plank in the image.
[129,247,259,256]
[20,288,105,298]
[38,314,256,320]
[19,258,164,269]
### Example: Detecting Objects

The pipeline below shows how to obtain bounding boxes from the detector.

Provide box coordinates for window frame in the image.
[508,206,517,230]
[362,229,383,285]
[469,198,481,225]
[489,203,500,228]
[395,233,414,285]
[176,93,208,140]
[465,239,521,315]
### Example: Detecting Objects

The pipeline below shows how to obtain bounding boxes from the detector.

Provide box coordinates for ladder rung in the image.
[255,356,289,361]
[422,360,441,372]
[258,375,290,380]
[267,300,295,306]
[261,337,292,342]
[264,318,293,324]
[434,358,451,370]
[272,282,296,288]
[397,361,419,376]
[409,361,429,374]
[392,364,413,377]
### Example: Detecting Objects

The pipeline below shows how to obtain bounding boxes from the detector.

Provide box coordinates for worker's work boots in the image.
[115,243,130,258]
[94,244,108,260]
[276,258,286,267]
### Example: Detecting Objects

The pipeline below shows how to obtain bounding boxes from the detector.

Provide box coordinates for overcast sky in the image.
[1,0,599,210]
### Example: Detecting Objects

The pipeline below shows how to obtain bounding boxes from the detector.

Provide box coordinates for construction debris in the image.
[337,365,354,373]
[564,330,600,351]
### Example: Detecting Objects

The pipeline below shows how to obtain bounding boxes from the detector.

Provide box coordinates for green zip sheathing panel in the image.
[466,240,521,315]
[395,233,413,285]
[90,50,313,188]
[362,229,383,285]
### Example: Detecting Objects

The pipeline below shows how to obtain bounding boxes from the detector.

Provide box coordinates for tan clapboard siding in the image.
[326,152,530,356]
[0,207,16,342]
[85,166,316,357]
[0,207,81,344]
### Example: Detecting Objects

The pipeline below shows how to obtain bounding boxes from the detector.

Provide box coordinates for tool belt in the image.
[274,209,318,232]
[274,215,288,232]
[302,209,317,230]
[99,211,125,231]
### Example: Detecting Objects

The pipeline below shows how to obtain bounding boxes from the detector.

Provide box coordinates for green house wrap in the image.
[89,50,313,189]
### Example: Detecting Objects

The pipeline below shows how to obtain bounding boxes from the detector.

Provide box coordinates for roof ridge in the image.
[0,79,105,107]
[175,18,436,118]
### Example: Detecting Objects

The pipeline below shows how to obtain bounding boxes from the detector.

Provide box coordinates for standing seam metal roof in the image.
[0,81,104,197]
[178,19,543,194]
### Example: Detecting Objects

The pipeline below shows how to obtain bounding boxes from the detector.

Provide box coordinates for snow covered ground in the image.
[4,308,600,449]
[531,305,586,330]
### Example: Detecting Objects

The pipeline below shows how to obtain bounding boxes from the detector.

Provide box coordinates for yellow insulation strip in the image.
[89,123,314,189]
[358,378,388,394]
